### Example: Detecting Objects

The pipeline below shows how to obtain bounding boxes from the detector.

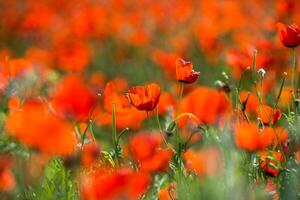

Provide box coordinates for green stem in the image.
[175,83,184,148]
[117,128,129,145]
[174,83,185,170]
[112,103,119,166]
[251,50,262,104]
[291,48,296,96]
[80,121,91,150]
[155,106,167,145]
[273,74,286,109]
[291,48,298,117]
[252,49,258,83]
[88,120,96,142]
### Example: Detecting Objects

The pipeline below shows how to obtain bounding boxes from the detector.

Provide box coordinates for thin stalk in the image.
[155,106,167,145]
[291,48,299,118]
[251,49,262,105]
[273,74,286,109]
[117,128,129,145]
[173,83,185,171]
[260,75,264,102]
[88,120,96,142]
[112,103,119,166]
[175,83,184,150]
[80,121,91,150]
[252,49,258,84]
[291,48,296,96]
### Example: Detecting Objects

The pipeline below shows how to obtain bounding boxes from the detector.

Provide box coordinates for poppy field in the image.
[1,0,300,199]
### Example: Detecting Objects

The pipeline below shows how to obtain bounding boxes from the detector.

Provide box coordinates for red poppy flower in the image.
[234,123,288,152]
[127,83,161,111]
[97,82,146,130]
[81,143,101,167]
[51,75,97,121]
[256,105,281,126]
[130,132,172,172]
[178,86,231,126]
[158,182,177,200]
[0,156,15,192]
[54,40,91,72]
[151,49,181,80]
[259,151,284,177]
[184,147,223,178]
[176,58,200,84]
[6,99,78,156]
[277,22,300,48]
[239,91,260,113]
[80,168,150,200]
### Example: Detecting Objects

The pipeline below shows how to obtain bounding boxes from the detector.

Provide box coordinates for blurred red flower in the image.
[158,182,176,200]
[130,132,172,172]
[184,147,224,178]
[256,105,282,126]
[127,83,161,111]
[0,156,15,192]
[178,86,231,126]
[6,99,78,156]
[51,75,97,121]
[234,123,288,152]
[176,58,200,84]
[259,151,284,177]
[97,82,146,130]
[81,143,101,167]
[81,168,150,200]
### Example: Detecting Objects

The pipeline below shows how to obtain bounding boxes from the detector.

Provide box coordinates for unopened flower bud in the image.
[257,68,266,78]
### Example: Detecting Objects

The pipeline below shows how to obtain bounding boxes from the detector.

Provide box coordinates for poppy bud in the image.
[257,68,266,78]
[165,121,176,136]
[277,22,300,48]
[259,151,284,177]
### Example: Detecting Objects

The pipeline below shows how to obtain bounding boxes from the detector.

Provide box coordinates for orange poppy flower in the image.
[21,2,54,32]
[239,91,260,113]
[80,168,150,200]
[158,182,176,200]
[0,155,15,192]
[257,105,281,125]
[54,40,91,72]
[157,92,176,115]
[234,123,288,152]
[51,75,97,121]
[151,49,181,80]
[0,57,33,92]
[176,58,200,84]
[234,123,261,151]
[130,132,172,172]
[277,22,300,48]
[259,127,288,149]
[97,82,146,130]
[259,151,284,177]
[7,96,21,111]
[183,147,223,178]
[81,143,101,167]
[6,99,78,156]
[127,83,161,111]
[278,87,292,108]
[178,86,231,126]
